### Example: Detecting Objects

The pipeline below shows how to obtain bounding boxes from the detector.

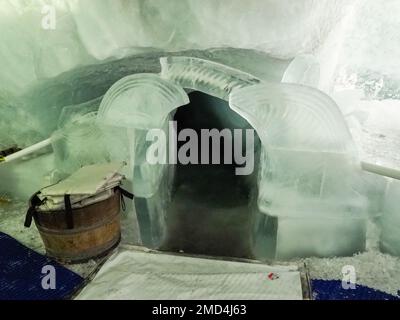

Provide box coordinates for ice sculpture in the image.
[229,83,366,258]
[230,84,362,207]
[97,73,189,196]
[97,74,189,246]
[58,97,103,129]
[0,0,398,262]
[98,73,189,129]
[360,171,388,218]
[229,83,354,153]
[94,55,367,258]
[160,56,260,100]
[281,55,321,88]
[202,48,292,83]
[0,49,320,151]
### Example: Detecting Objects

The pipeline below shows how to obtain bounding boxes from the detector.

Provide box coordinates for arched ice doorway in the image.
[97,57,363,260]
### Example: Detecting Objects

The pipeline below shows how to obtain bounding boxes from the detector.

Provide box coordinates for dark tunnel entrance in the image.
[159,91,268,259]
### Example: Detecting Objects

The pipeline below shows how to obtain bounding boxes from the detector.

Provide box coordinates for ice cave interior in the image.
[1,0,400,299]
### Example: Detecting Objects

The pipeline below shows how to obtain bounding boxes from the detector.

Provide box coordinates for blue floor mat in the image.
[312,279,400,300]
[0,232,84,300]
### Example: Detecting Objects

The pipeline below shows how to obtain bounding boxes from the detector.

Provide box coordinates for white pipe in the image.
[361,161,400,180]
[0,138,52,164]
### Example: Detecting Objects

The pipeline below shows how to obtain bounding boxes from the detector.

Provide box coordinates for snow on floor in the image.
[299,221,400,297]
[0,201,43,253]
[303,251,400,297]
[0,200,108,278]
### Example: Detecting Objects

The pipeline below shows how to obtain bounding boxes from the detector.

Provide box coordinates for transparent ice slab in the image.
[229,83,365,216]
[96,74,190,247]
[359,171,388,218]
[160,56,260,100]
[58,96,103,129]
[52,112,112,179]
[98,73,189,130]
[229,83,355,153]
[380,179,400,256]
[229,82,367,258]
[97,73,189,197]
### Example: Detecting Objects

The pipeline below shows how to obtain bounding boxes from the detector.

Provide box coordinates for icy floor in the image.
[1,199,400,299]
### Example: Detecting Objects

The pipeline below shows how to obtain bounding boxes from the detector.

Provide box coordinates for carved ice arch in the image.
[98,57,364,221]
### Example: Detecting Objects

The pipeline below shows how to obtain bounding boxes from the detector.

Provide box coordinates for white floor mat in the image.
[76,247,303,300]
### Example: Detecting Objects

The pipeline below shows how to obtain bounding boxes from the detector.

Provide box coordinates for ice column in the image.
[229,83,367,258]
[97,73,189,247]
[380,179,400,256]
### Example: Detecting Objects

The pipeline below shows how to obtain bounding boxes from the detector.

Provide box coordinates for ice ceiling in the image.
[0,0,400,259]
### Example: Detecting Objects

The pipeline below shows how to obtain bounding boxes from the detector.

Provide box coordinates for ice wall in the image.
[335,0,400,98]
[69,0,350,60]
[0,0,399,258]
[0,0,355,151]
[92,56,367,257]
[0,0,351,95]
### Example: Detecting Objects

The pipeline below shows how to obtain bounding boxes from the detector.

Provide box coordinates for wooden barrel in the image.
[32,189,121,263]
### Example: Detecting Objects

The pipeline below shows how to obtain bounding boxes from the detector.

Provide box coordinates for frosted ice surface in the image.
[333,90,400,176]
[0,90,43,149]
[0,1,94,95]
[93,58,369,257]
[98,73,189,129]
[58,97,103,129]
[359,171,388,218]
[65,0,348,60]
[336,0,400,91]
[229,83,364,216]
[97,73,189,198]
[0,0,398,262]
[276,216,366,259]
[160,56,260,100]
[229,82,367,258]
[0,153,54,201]
[229,83,354,153]
[380,179,400,256]
[281,55,320,88]
[52,112,111,178]
[204,48,292,83]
